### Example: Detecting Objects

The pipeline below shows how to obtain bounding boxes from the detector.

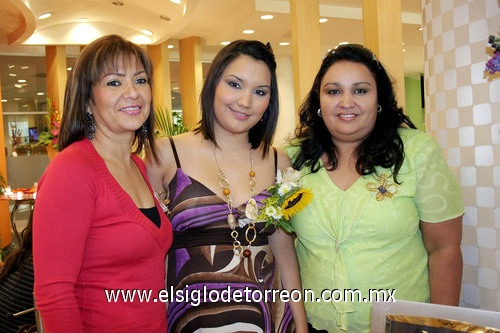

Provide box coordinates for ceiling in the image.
[0,0,424,109]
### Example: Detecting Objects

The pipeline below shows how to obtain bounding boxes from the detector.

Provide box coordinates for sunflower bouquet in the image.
[258,167,313,233]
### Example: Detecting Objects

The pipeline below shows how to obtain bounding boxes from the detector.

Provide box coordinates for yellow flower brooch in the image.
[258,167,313,233]
[366,174,398,201]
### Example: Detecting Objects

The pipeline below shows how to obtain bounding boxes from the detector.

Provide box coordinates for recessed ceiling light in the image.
[14,98,21,101]
[242,30,254,34]
[170,0,181,3]
[18,79,26,83]
[37,92,45,96]
[260,14,273,20]
[220,41,231,46]
[9,73,16,77]
[279,42,290,46]
[112,1,124,6]
[38,13,51,20]
[8,65,15,69]
[168,44,174,49]
[1,100,7,103]
[418,26,422,31]
[319,18,328,23]
[14,84,23,88]
[21,66,29,69]
[67,67,72,71]
[141,29,153,36]
[77,18,89,22]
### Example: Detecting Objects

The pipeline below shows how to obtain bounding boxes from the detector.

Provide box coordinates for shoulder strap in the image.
[273,147,278,176]
[169,137,181,168]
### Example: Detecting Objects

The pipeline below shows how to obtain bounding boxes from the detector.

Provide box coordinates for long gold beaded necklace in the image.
[211,143,259,258]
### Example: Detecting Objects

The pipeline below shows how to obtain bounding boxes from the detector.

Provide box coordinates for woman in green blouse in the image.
[286,44,464,333]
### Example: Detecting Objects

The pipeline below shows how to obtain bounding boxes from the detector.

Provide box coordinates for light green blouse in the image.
[286,128,464,333]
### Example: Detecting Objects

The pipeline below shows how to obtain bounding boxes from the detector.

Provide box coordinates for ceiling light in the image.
[38,13,51,20]
[67,67,72,71]
[170,0,181,3]
[14,98,21,101]
[8,65,15,69]
[279,42,290,46]
[319,18,328,23]
[260,14,273,20]
[418,27,422,30]
[1,100,7,103]
[112,1,124,6]
[37,92,45,96]
[77,18,89,22]
[14,84,23,88]
[242,30,254,34]
[9,73,16,77]
[220,41,231,46]
[168,45,174,49]
[18,79,26,83]
[141,29,153,36]
[21,66,29,69]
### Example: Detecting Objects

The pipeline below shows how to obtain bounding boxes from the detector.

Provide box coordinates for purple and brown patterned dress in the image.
[166,139,294,333]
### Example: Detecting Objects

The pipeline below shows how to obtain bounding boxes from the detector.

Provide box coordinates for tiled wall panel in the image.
[422,0,500,310]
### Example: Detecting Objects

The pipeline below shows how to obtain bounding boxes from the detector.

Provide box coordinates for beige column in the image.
[147,42,173,112]
[0,77,11,248]
[290,0,322,121]
[45,46,67,110]
[362,0,406,106]
[179,37,203,129]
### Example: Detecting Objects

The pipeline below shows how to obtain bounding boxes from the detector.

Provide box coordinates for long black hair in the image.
[292,44,416,183]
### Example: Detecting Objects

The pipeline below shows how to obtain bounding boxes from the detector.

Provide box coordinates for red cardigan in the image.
[33,139,172,333]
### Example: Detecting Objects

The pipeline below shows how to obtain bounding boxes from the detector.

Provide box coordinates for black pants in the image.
[308,322,329,333]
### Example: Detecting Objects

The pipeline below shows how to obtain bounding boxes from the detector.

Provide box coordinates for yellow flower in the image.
[281,188,313,220]
[366,174,398,201]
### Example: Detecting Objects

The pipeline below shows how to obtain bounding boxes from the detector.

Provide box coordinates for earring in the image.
[317,108,322,117]
[377,104,382,114]
[142,123,148,136]
[85,110,96,140]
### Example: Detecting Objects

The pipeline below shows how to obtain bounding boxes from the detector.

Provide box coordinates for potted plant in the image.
[154,106,189,139]
[0,172,7,195]
[36,98,61,159]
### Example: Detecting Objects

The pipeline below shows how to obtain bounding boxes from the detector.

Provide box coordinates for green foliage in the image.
[0,173,6,195]
[154,106,189,139]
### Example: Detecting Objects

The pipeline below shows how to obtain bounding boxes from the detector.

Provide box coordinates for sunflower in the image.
[281,188,313,220]
[256,167,314,233]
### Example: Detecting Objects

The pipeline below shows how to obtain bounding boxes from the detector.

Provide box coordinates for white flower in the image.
[265,206,282,219]
[278,183,292,196]
[282,167,301,184]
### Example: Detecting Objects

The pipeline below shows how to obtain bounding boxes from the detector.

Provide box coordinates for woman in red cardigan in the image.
[33,34,173,333]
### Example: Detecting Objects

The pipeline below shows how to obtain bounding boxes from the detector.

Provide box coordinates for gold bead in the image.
[223,188,230,195]
[249,171,255,177]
